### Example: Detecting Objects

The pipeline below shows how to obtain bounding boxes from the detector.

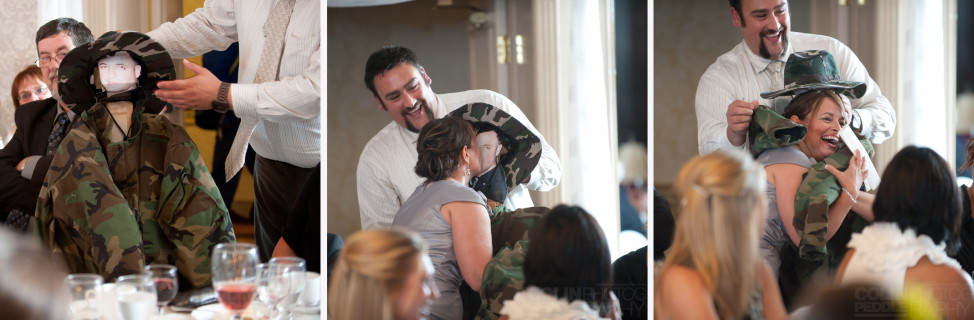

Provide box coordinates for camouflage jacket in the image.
[478,206,550,320]
[749,106,872,262]
[35,98,234,288]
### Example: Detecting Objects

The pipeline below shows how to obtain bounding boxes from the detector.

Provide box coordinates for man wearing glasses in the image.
[0,18,93,232]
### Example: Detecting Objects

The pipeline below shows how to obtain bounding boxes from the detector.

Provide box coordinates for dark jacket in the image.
[0,98,59,213]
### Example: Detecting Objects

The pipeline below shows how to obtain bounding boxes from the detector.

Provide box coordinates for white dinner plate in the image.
[189,304,227,320]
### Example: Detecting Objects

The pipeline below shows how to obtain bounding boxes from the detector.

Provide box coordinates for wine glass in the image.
[116,273,157,320]
[269,257,306,318]
[145,264,178,316]
[211,243,259,320]
[256,263,291,319]
[65,273,103,320]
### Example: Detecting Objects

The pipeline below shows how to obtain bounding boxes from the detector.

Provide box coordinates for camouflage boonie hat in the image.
[448,103,542,192]
[760,50,866,99]
[58,31,175,114]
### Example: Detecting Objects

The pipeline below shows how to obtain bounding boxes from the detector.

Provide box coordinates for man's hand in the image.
[839,94,853,125]
[15,158,28,171]
[154,59,222,110]
[725,99,760,147]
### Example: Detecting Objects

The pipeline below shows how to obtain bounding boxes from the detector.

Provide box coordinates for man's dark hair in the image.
[729,0,746,27]
[873,146,962,255]
[524,205,613,315]
[414,117,475,183]
[363,46,424,99]
[36,17,94,49]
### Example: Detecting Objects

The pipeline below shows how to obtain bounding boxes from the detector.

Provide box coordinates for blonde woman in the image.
[655,149,787,320]
[328,229,440,320]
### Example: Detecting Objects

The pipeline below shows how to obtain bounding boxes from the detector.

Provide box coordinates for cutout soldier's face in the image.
[97,51,141,94]
[475,130,502,174]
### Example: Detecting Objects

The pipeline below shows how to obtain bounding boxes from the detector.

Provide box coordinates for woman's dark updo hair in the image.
[415,117,475,183]
[523,205,613,314]
[873,146,962,254]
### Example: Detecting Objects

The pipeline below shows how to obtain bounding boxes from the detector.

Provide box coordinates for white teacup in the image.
[296,271,320,307]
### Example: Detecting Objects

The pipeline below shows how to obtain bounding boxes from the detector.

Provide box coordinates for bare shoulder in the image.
[657,264,719,319]
[660,265,706,288]
[906,258,974,320]
[907,259,974,288]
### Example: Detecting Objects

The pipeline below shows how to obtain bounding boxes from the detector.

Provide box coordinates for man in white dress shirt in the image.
[357,46,561,230]
[148,0,320,261]
[695,0,895,154]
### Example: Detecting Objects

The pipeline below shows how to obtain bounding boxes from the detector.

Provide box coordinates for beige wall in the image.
[653,0,809,186]
[0,2,39,144]
[327,2,472,239]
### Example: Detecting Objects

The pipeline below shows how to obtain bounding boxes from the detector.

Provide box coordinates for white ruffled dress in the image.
[840,222,973,296]
[499,286,608,320]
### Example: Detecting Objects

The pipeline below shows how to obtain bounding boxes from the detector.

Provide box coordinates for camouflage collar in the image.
[447,103,542,193]
[58,31,174,114]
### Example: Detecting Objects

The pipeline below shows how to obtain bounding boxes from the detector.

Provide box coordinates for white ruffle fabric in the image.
[499,286,607,320]
[842,222,968,295]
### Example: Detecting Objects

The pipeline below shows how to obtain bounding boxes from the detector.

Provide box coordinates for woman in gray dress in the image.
[393,117,492,320]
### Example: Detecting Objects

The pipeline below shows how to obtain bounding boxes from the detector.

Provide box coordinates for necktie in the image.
[225,0,296,181]
[767,60,785,112]
[46,111,71,156]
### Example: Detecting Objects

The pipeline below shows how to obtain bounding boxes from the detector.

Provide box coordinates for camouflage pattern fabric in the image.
[477,207,549,320]
[748,105,874,262]
[478,240,529,320]
[58,31,174,114]
[448,103,542,208]
[760,50,866,100]
[35,99,235,289]
[748,105,807,158]
[793,138,873,261]
[489,206,549,256]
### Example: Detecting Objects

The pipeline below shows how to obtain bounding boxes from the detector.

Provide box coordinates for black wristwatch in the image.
[212,82,231,113]
[850,110,862,134]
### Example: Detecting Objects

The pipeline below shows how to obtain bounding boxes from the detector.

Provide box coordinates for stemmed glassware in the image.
[65,273,103,320]
[256,263,292,319]
[269,257,306,319]
[211,243,259,320]
[145,264,178,317]
[115,273,158,320]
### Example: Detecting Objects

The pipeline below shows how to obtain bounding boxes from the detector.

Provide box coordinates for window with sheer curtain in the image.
[534,0,623,259]
[38,0,83,30]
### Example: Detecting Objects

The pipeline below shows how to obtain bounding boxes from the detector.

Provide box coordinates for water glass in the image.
[269,257,306,318]
[257,263,291,319]
[116,273,158,320]
[65,274,103,320]
[145,264,178,316]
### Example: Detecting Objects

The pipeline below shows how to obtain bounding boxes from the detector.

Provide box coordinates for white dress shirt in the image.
[147,0,321,168]
[695,32,895,154]
[357,89,562,230]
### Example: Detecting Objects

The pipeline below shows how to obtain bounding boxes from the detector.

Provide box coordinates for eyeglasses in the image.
[35,51,69,68]
[19,85,49,102]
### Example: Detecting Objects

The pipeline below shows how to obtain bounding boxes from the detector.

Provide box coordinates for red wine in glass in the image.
[216,282,257,312]
[154,278,177,303]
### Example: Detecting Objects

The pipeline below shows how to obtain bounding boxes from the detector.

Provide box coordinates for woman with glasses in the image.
[10,65,51,108]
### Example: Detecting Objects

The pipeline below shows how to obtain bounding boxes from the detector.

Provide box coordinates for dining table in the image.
[74,283,320,320]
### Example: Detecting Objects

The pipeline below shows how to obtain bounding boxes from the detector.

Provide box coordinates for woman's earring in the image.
[465,166,471,176]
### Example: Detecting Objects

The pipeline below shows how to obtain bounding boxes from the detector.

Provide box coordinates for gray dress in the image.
[756,146,813,277]
[392,179,489,320]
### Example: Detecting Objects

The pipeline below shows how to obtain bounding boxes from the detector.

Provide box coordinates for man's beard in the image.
[403,102,434,133]
[759,26,789,60]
